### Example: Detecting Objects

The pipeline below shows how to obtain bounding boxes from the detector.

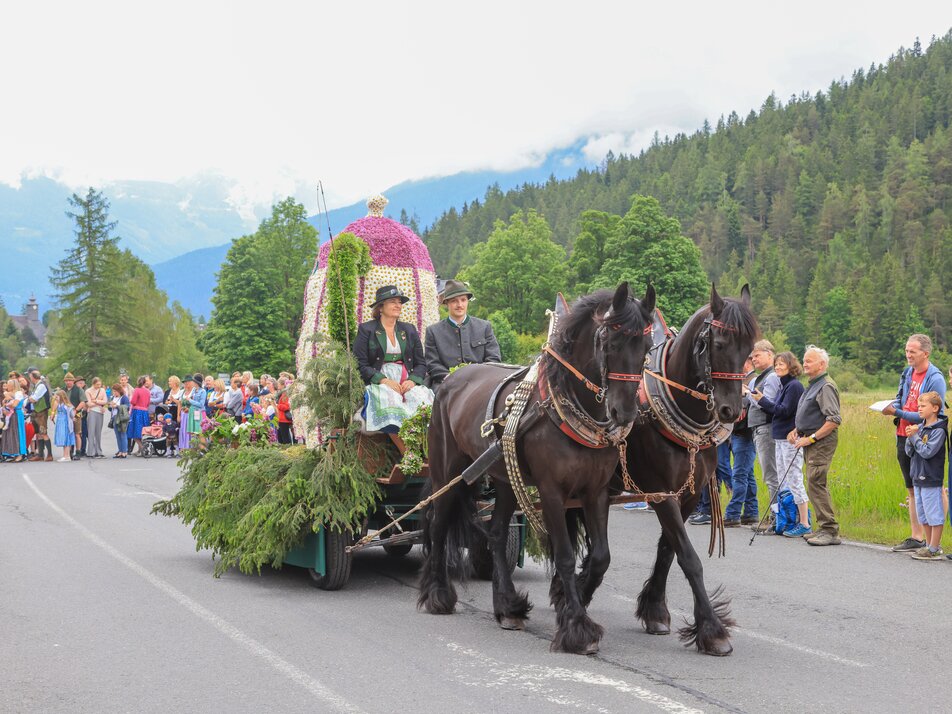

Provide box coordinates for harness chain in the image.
[502,362,548,537]
[617,438,700,504]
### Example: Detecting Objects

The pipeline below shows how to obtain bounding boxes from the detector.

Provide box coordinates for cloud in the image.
[1,1,950,207]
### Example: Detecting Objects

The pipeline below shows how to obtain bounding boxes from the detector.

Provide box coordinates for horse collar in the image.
[539,367,625,449]
[640,340,731,451]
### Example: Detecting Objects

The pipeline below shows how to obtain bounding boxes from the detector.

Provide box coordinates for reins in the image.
[542,320,650,403]
[643,369,709,401]
[644,315,748,406]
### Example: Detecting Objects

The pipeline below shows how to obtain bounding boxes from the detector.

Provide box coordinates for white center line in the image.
[445,640,704,713]
[22,473,363,714]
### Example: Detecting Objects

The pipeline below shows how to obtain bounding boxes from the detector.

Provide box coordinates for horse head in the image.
[692,283,759,424]
[599,282,656,425]
[546,282,655,428]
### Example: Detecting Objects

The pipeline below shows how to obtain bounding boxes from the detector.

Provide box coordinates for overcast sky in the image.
[2,2,950,210]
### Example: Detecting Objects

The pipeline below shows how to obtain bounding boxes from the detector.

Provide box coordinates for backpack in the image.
[774,489,811,534]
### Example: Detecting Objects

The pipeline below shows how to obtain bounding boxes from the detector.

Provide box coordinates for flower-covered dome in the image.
[295,195,441,445]
[316,216,434,272]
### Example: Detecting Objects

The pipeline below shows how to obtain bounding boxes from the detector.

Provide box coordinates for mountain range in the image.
[3,143,593,320]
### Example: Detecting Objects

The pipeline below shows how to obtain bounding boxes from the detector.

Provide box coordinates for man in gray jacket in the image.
[746,340,781,530]
[425,279,502,389]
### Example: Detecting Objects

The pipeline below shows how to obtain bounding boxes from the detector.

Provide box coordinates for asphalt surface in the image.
[1,456,945,713]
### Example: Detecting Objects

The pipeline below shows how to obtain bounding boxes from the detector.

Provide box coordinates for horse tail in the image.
[419,476,483,577]
[419,394,485,579]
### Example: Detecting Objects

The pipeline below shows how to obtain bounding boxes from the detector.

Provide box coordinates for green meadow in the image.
[742,391,950,547]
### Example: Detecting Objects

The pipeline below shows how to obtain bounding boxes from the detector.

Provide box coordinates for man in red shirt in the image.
[882,334,947,552]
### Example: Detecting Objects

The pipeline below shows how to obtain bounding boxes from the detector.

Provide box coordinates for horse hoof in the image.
[499,617,525,631]
[644,621,671,635]
[702,639,733,656]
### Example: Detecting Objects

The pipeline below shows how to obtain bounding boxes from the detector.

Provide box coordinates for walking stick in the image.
[748,445,803,546]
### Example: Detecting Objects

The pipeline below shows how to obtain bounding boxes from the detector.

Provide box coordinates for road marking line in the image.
[729,627,870,668]
[841,539,892,552]
[22,473,363,714]
[135,491,171,500]
[445,640,703,713]
[607,593,870,668]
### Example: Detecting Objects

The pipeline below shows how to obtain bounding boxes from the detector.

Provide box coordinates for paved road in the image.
[1,457,945,713]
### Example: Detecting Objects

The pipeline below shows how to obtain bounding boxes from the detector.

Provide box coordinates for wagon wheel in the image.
[469,520,520,580]
[307,530,353,591]
[383,541,413,557]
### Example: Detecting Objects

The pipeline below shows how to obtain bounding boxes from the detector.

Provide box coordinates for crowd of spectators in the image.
[676,332,952,555]
[0,368,298,462]
[674,340,845,547]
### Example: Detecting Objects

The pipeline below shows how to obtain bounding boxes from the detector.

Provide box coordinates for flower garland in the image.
[325,232,372,347]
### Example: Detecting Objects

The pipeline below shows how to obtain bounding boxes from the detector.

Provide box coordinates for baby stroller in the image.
[140,421,168,458]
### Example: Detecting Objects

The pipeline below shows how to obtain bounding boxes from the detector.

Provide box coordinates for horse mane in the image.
[715,298,760,342]
[680,296,760,343]
[544,288,649,398]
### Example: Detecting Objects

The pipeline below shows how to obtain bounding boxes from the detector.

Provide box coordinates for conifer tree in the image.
[49,188,137,375]
[199,198,317,374]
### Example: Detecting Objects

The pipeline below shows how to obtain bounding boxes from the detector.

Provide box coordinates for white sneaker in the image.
[57,457,71,462]
[623,502,649,511]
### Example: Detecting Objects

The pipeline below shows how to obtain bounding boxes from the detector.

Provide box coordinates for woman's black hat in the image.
[370,285,410,308]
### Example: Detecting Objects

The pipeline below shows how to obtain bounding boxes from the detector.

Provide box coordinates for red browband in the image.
[710,372,748,380]
[608,323,653,336]
[709,319,738,332]
[607,372,643,382]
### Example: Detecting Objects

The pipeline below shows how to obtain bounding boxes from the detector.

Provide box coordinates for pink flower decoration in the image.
[318,217,434,271]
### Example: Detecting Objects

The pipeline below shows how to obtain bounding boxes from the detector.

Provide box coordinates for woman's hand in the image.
[749,388,762,402]
[381,378,402,393]
[399,380,415,394]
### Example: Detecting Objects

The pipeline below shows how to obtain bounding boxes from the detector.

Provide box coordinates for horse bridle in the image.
[543,309,651,404]
[644,314,747,411]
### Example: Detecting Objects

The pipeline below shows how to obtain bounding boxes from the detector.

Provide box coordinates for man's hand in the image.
[882,404,897,416]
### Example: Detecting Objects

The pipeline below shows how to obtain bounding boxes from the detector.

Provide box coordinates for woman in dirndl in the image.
[2,378,28,461]
[353,285,433,433]
[183,373,206,445]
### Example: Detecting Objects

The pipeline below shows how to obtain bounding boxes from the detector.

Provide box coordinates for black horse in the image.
[626,284,759,656]
[419,283,656,654]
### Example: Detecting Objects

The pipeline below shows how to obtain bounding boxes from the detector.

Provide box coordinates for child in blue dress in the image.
[52,389,76,462]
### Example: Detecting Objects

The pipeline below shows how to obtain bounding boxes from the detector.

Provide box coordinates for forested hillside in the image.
[423,32,952,374]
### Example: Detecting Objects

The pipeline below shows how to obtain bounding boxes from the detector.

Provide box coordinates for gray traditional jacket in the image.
[425,316,502,387]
